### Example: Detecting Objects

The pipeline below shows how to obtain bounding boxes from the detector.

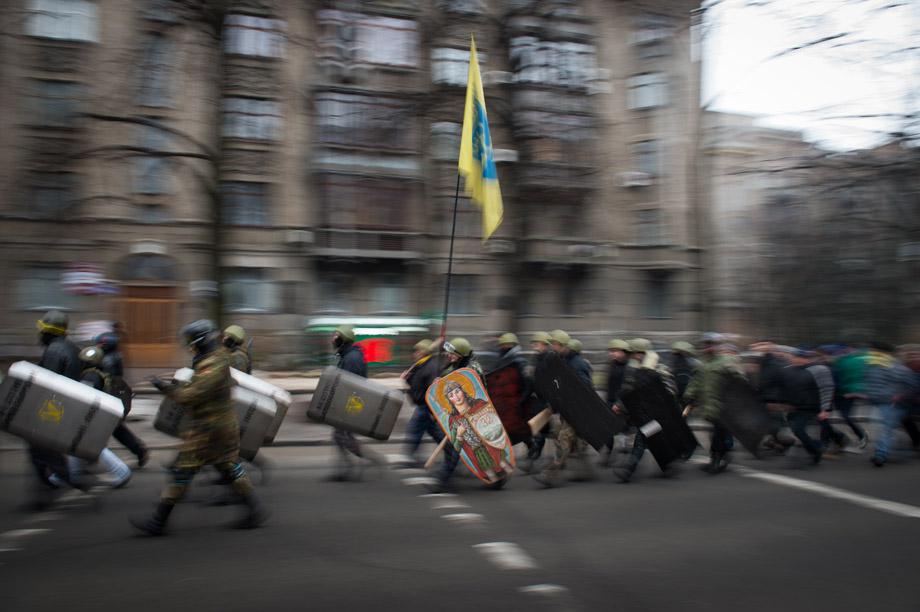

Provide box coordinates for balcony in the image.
[314,228,423,260]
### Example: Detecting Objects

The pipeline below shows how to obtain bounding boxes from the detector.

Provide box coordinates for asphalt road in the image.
[1,441,919,612]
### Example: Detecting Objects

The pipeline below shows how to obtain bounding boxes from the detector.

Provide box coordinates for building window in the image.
[30,80,84,128]
[431,122,461,161]
[643,270,671,318]
[30,173,74,217]
[317,275,351,313]
[222,181,268,226]
[631,140,660,176]
[133,123,170,195]
[224,14,285,58]
[431,48,485,87]
[371,274,407,314]
[317,10,419,68]
[449,275,478,315]
[633,13,673,59]
[628,73,668,110]
[141,0,181,23]
[516,111,595,165]
[509,37,598,90]
[315,92,414,150]
[27,0,98,42]
[17,266,71,310]
[223,268,280,313]
[319,175,413,231]
[439,196,479,238]
[222,98,281,141]
[136,32,172,107]
[635,209,665,245]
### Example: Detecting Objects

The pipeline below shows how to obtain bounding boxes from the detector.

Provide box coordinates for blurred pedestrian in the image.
[683,333,743,474]
[401,339,442,468]
[612,338,678,483]
[598,339,630,467]
[524,331,553,466]
[96,331,149,468]
[669,341,700,402]
[222,325,252,374]
[830,344,870,448]
[132,320,267,535]
[779,347,833,466]
[325,325,386,481]
[864,341,918,467]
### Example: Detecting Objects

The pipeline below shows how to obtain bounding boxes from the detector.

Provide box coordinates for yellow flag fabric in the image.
[458,36,503,240]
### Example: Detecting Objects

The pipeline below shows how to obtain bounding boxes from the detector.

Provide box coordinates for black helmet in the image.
[37,310,69,336]
[180,319,218,348]
[95,331,119,352]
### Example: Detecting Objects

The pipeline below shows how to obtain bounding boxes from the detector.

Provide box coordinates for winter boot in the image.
[232,492,269,529]
[130,502,174,536]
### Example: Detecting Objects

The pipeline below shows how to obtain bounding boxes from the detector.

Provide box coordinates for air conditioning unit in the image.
[567,244,596,258]
[484,71,513,85]
[493,148,519,163]
[486,240,516,254]
[285,230,314,246]
[620,171,653,188]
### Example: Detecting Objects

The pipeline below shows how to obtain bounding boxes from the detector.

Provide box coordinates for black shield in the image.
[532,351,626,450]
[717,374,772,458]
[619,368,698,470]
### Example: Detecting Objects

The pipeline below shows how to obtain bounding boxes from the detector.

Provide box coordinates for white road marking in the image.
[0,529,51,552]
[520,584,570,596]
[402,476,437,486]
[474,542,538,571]
[23,512,65,524]
[430,497,470,510]
[420,492,456,498]
[442,513,485,525]
[738,468,920,519]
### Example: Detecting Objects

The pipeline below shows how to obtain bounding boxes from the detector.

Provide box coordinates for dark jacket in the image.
[100,351,124,377]
[782,364,828,413]
[486,346,532,407]
[566,352,594,388]
[670,354,700,400]
[39,336,82,380]
[337,342,367,378]
[406,355,439,406]
[757,353,791,404]
[606,359,627,407]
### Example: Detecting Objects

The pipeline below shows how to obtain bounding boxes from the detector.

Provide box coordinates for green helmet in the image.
[445,337,472,357]
[629,338,652,353]
[671,341,695,356]
[567,338,583,354]
[334,324,355,343]
[414,339,432,353]
[224,324,247,345]
[549,329,571,347]
[530,331,551,345]
[37,310,69,336]
[498,332,519,347]
[608,339,630,351]
[79,345,103,367]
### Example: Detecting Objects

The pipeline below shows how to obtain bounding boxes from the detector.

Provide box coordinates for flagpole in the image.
[440,174,462,341]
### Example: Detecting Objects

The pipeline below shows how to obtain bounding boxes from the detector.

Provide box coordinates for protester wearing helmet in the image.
[132,320,267,535]
[223,324,252,374]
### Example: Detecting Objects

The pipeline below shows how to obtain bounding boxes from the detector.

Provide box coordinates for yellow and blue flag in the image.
[458,35,503,240]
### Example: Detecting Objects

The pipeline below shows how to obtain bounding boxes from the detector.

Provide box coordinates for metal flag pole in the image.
[440,173,462,342]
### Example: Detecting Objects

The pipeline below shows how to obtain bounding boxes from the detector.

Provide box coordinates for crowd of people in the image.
[13,309,920,536]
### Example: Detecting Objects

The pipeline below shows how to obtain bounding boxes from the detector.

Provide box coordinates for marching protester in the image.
[400,339,442,468]
[427,337,485,493]
[325,325,386,482]
[484,333,535,455]
[524,331,553,466]
[223,324,252,374]
[612,338,679,483]
[25,311,98,510]
[831,344,871,449]
[598,339,630,467]
[96,330,149,468]
[683,334,744,474]
[864,341,918,467]
[132,320,268,535]
[670,341,701,403]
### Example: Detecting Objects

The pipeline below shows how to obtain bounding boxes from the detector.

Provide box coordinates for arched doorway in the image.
[113,253,181,368]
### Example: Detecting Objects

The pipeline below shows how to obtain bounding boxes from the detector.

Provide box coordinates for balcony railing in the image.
[314,227,423,259]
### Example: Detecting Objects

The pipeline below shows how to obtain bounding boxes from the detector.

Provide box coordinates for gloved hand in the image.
[150,377,172,393]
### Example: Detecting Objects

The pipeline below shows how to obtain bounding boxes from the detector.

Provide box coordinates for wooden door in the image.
[114,285,181,368]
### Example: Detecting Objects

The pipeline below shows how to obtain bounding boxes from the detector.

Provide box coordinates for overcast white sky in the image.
[702,0,918,151]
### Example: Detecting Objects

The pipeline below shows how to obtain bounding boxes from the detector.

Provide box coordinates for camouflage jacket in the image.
[169,348,234,421]
[227,347,252,374]
[684,353,745,421]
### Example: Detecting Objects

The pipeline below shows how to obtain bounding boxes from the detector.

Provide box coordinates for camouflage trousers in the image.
[542,419,587,476]
[162,413,253,504]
